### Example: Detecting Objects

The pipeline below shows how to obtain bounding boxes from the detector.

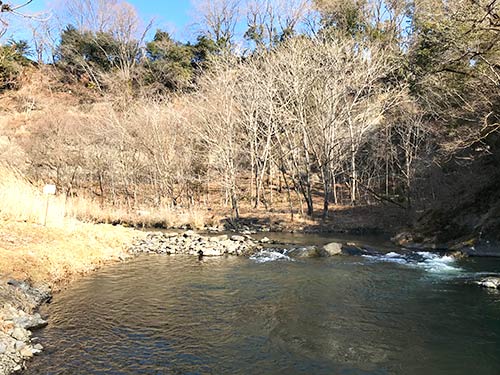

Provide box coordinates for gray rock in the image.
[11,328,28,341]
[341,244,381,256]
[476,277,500,289]
[14,341,25,351]
[33,343,43,351]
[0,342,7,354]
[322,242,342,256]
[288,246,321,258]
[199,248,224,257]
[259,237,271,244]
[14,313,47,331]
[230,235,246,242]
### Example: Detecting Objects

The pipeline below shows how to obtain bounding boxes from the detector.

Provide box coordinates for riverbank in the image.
[0,209,396,374]
[0,219,143,374]
[2,219,500,374]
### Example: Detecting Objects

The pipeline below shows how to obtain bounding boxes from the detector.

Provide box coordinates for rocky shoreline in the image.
[130,231,264,257]
[2,228,500,374]
[129,230,381,259]
[0,281,51,374]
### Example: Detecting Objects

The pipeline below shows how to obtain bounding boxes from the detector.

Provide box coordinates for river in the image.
[25,235,500,375]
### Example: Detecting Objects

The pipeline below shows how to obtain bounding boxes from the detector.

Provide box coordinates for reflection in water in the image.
[26,252,500,375]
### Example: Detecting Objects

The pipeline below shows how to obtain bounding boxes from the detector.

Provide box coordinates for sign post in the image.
[43,184,56,226]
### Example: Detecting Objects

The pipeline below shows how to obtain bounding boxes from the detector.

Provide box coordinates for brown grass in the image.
[0,220,141,289]
[0,165,143,289]
[66,196,214,229]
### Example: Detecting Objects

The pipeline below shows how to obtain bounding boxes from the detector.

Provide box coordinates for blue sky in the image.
[6,0,195,41]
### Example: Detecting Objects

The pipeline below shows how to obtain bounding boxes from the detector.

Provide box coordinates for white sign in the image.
[43,184,56,195]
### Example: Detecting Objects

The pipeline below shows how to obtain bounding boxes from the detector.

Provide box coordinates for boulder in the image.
[340,244,366,256]
[341,244,381,256]
[13,313,47,331]
[322,242,342,256]
[476,277,500,289]
[288,246,322,258]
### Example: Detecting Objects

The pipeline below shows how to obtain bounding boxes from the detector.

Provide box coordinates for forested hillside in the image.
[1,0,499,243]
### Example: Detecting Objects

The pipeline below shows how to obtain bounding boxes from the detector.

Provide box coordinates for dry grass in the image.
[66,196,213,229]
[0,165,143,289]
[0,166,66,226]
[0,219,141,289]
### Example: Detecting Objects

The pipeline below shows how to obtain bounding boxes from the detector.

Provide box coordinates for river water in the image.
[25,235,500,375]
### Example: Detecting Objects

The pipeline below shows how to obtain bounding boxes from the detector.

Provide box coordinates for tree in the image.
[244,0,312,49]
[410,0,500,151]
[192,0,241,51]
[143,30,195,92]
[0,39,31,90]
[190,54,243,219]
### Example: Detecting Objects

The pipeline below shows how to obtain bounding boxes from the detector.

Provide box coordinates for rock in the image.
[391,231,414,246]
[14,313,48,331]
[14,341,25,351]
[476,277,500,289]
[33,343,43,351]
[288,246,321,258]
[340,244,366,256]
[341,244,381,256]
[259,237,271,244]
[230,235,246,242]
[7,280,52,306]
[322,242,342,256]
[183,230,198,238]
[210,235,228,242]
[448,250,468,259]
[11,327,28,341]
[19,346,33,358]
[0,342,6,354]
[198,248,224,257]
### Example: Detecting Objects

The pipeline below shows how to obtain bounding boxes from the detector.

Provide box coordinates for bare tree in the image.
[192,0,241,50]
[244,0,312,49]
[189,54,243,219]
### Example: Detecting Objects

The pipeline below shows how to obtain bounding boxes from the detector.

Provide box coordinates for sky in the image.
[4,0,196,42]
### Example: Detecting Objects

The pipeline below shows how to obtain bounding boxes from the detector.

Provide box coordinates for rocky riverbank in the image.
[2,226,498,375]
[130,231,267,257]
[129,230,382,259]
[0,281,51,374]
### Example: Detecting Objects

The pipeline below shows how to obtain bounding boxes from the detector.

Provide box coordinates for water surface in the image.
[25,239,500,375]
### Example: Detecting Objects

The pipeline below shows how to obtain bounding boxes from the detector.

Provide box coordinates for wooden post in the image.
[43,184,56,226]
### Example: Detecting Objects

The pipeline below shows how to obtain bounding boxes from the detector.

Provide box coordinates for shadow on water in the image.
[24,234,500,375]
